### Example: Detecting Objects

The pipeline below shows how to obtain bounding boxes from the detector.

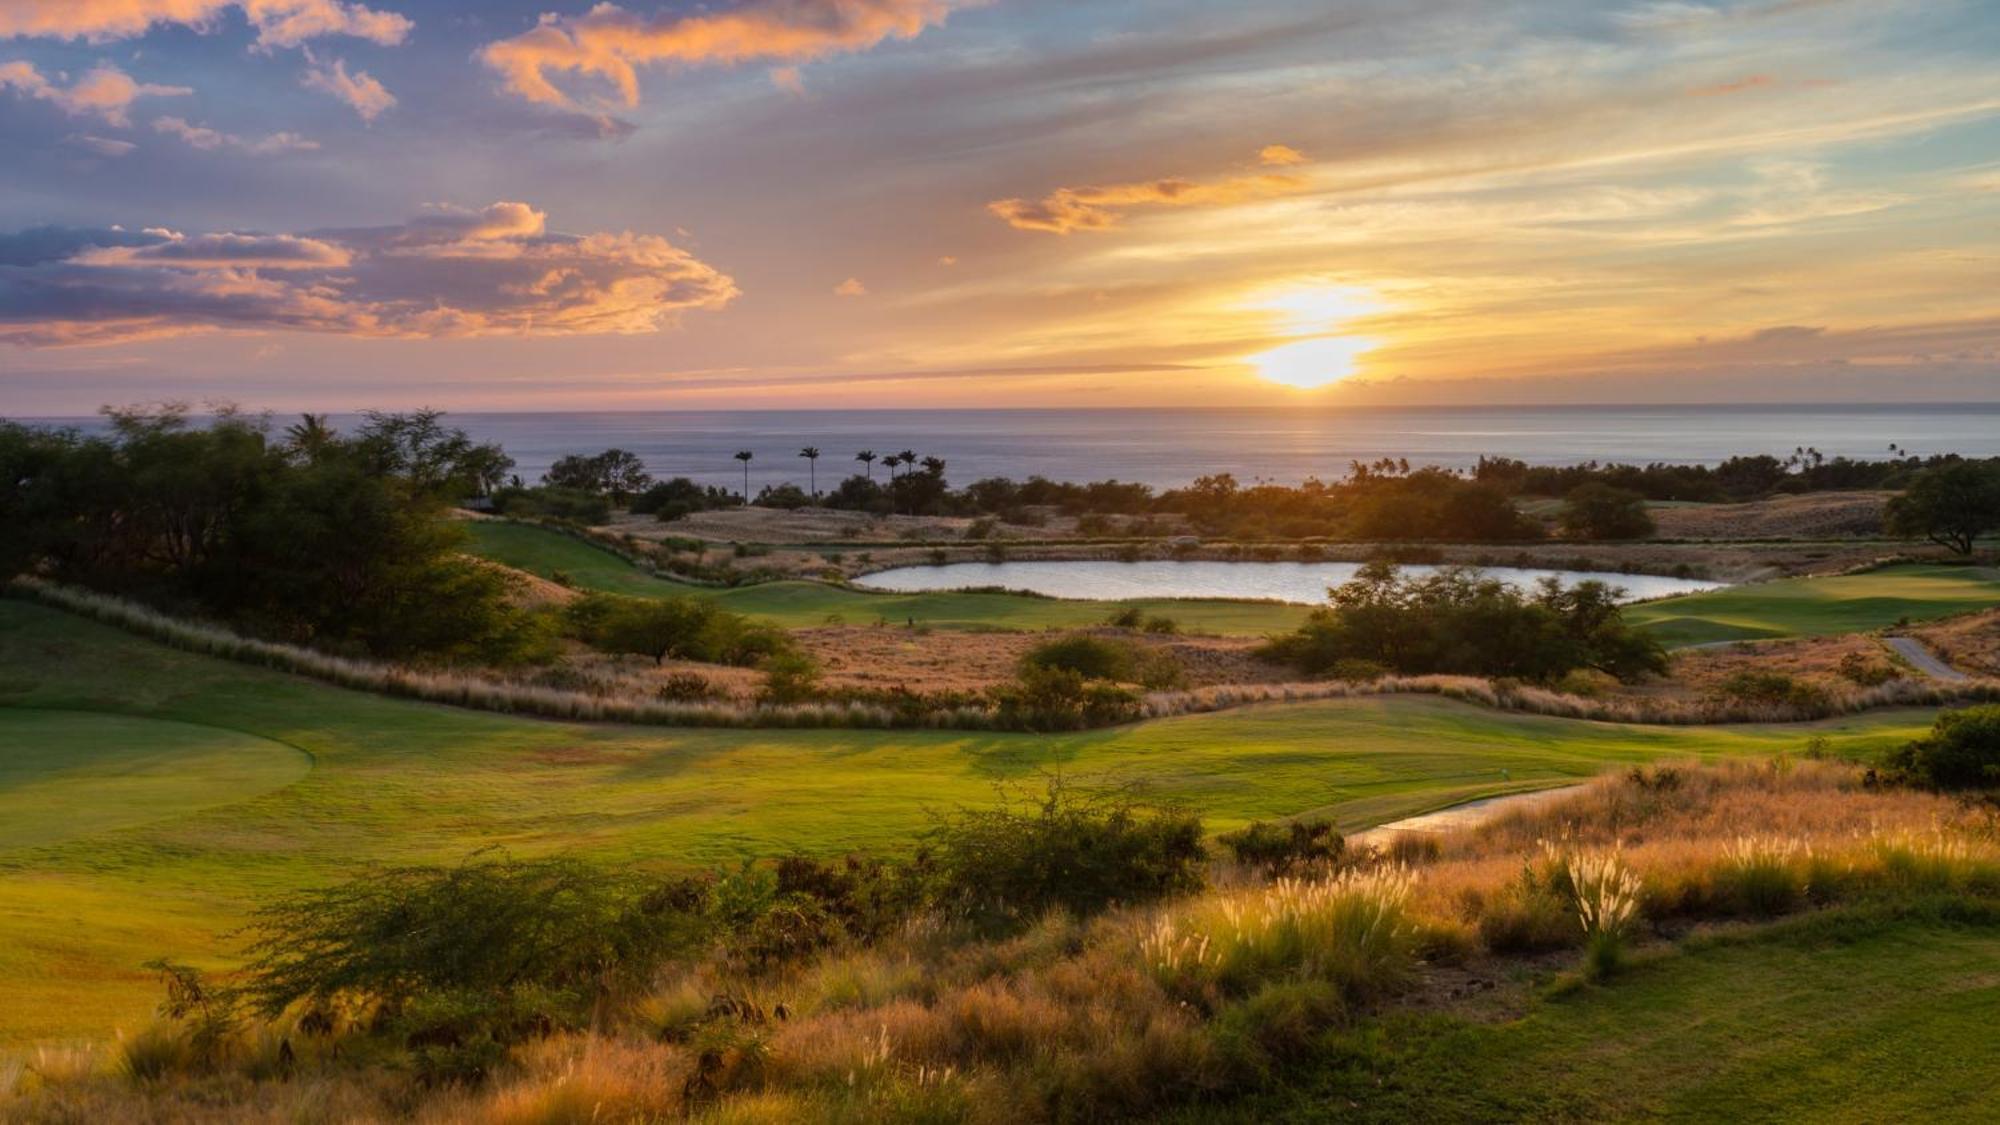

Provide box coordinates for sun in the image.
[1246,284,1381,389]
[1251,334,1375,389]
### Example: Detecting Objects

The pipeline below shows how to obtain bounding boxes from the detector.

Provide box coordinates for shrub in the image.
[1888,705,2000,790]
[1837,651,1898,687]
[989,666,1143,730]
[1020,634,1183,689]
[759,651,824,705]
[1714,670,1831,710]
[1104,606,1146,629]
[657,672,720,702]
[1219,819,1343,875]
[926,779,1206,934]
[238,856,708,1068]
[1715,837,1810,916]
[1142,615,1181,635]
[569,593,791,668]
[1559,483,1655,541]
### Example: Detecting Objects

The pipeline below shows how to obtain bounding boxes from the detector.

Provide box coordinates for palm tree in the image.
[855,449,877,481]
[733,450,754,505]
[882,453,902,480]
[920,455,946,477]
[283,413,335,461]
[799,446,821,500]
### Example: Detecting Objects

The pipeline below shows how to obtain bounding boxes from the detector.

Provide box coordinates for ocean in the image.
[21,404,2000,492]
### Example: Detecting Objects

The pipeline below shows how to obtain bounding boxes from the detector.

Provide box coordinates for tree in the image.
[282,413,336,462]
[799,446,821,500]
[855,449,877,480]
[733,450,754,505]
[540,449,652,505]
[1886,462,2000,555]
[1559,483,1655,541]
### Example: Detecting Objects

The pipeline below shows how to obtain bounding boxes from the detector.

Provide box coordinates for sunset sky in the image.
[2,0,1997,413]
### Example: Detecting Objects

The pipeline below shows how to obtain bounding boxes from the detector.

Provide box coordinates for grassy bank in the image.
[0,599,1931,1044]
[1625,564,2000,646]
[1200,909,2000,1123]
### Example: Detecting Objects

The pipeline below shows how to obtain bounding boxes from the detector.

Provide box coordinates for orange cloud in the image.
[1258,143,1306,166]
[0,0,411,48]
[301,52,394,120]
[479,0,958,112]
[0,203,738,346]
[833,276,867,296]
[988,154,1306,234]
[0,60,189,125]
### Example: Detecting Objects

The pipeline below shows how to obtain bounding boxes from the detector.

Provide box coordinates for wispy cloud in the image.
[154,115,319,154]
[988,151,1306,234]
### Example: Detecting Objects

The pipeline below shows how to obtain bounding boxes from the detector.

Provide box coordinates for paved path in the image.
[1350,784,1583,848]
[1887,635,1967,682]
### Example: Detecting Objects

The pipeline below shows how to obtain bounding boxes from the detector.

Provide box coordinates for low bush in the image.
[1020,634,1183,689]
[568,593,792,668]
[1714,670,1832,710]
[926,779,1206,934]
[989,665,1143,730]
[238,856,709,1076]
[1887,705,2000,790]
[1219,819,1343,875]
[758,651,824,705]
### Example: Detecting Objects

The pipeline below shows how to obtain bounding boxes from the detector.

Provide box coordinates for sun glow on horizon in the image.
[1248,285,1382,389]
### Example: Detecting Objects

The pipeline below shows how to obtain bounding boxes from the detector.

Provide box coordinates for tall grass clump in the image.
[1716,836,1812,917]
[1143,868,1418,1008]
[1557,845,1643,978]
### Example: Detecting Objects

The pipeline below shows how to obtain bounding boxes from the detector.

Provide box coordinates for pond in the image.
[853,560,1721,605]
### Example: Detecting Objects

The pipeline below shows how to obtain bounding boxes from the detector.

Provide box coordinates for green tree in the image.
[855,449,877,480]
[734,449,754,504]
[1559,483,1656,541]
[1886,462,2000,555]
[799,446,821,499]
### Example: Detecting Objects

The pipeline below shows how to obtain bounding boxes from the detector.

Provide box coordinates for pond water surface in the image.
[854,560,1722,605]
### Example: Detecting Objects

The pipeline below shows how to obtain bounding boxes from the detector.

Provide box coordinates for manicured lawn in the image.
[463,520,1312,634]
[1626,564,2000,646]
[1206,910,2000,1123]
[0,598,1930,1044]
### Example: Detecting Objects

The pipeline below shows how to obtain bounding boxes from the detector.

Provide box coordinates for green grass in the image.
[0,598,1932,1044]
[1206,908,2000,1123]
[465,520,1312,634]
[1627,564,2000,646]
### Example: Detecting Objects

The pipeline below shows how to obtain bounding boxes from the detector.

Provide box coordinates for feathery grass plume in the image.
[1543,842,1644,977]
[1145,868,1417,1005]
[1720,836,1812,916]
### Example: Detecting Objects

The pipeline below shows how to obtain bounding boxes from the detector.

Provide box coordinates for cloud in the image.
[0,60,189,126]
[0,1,412,49]
[300,53,393,120]
[833,276,867,296]
[65,133,137,156]
[937,255,957,267]
[153,115,318,154]
[479,0,959,114]
[0,203,739,346]
[1258,143,1306,166]
[988,151,1306,234]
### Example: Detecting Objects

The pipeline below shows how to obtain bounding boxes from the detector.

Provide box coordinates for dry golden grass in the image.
[1913,608,2000,677]
[11,758,2000,1125]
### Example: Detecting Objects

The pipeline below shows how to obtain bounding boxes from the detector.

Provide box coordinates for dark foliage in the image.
[1888,705,2000,790]
[1219,819,1344,875]
[1559,483,1656,541]
[1886,462,2000,555]
[925,778,1207,934]
[1258,562,1667,683]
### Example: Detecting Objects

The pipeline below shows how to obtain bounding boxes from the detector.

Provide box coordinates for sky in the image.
[0,0,1996,414]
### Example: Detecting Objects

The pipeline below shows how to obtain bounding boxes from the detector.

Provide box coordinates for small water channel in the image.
[853,560,1721,605]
